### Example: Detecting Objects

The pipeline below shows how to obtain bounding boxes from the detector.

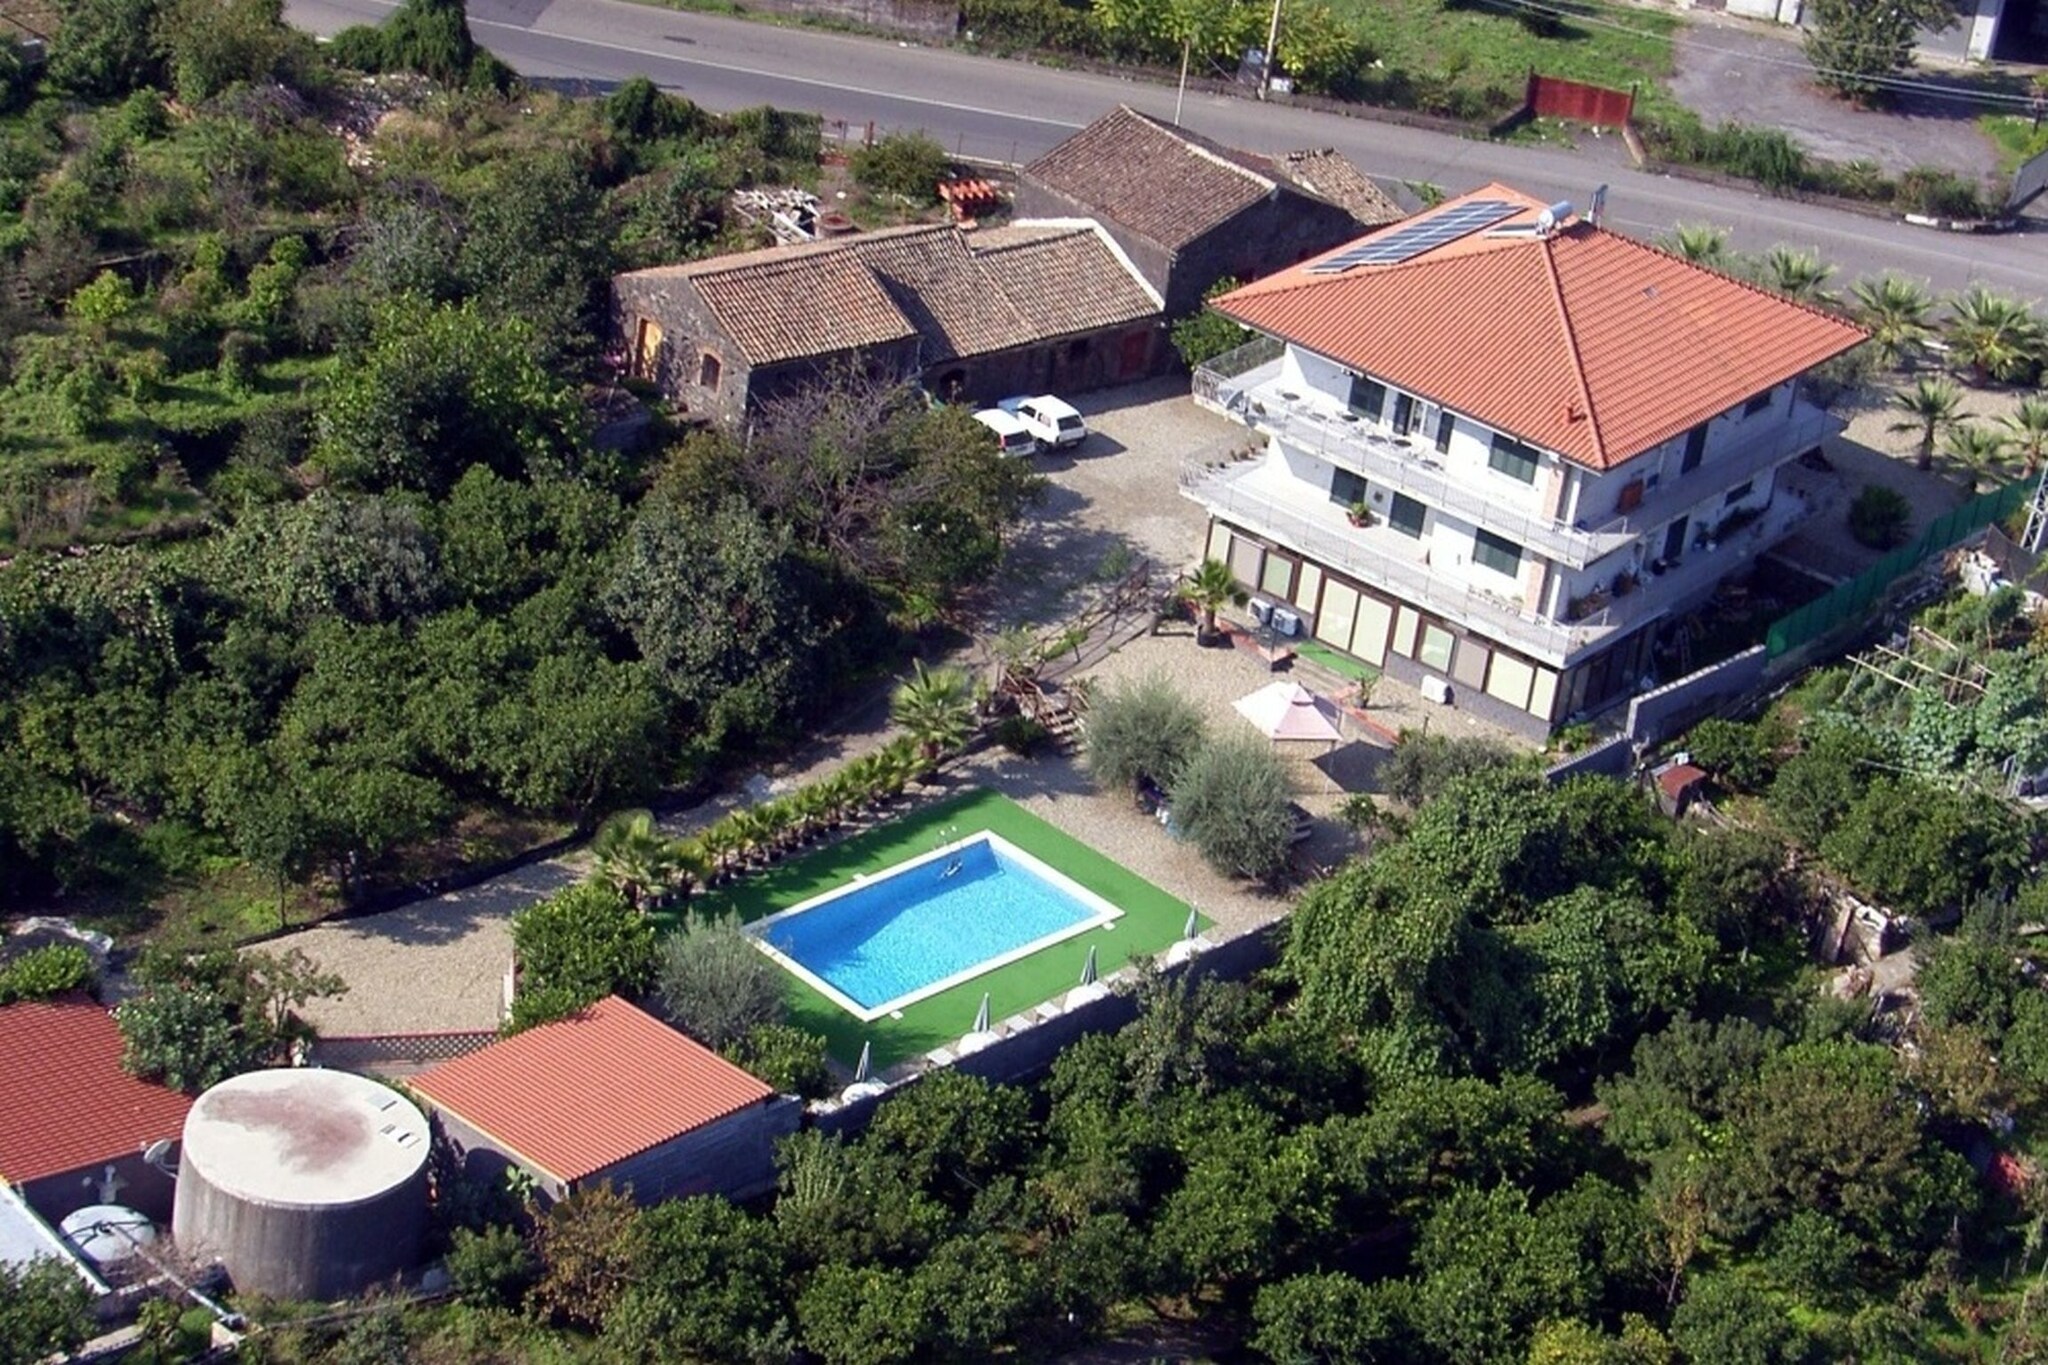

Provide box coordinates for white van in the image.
[1000,395,1087,449]
[973,408,1041,458]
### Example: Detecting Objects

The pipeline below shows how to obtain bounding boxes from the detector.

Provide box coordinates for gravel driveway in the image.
[1667,19,1998,181]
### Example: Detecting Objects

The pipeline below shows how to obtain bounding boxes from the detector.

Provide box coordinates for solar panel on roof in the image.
[1308,198,1522,274]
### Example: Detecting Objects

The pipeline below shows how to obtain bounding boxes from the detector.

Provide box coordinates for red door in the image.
[1118,329,1152,379]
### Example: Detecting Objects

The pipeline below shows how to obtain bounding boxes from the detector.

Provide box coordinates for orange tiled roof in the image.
[1217,183,1868,471]
[411,997,774,1183]
[0,995,193,1185]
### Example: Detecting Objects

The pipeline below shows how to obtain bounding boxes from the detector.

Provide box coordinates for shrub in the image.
[993,714,1049,756]
[726,1022,830,1099]
[1895,166,1988,220]
[1381,732,1521,807]
[1685,718,1776,792]
[1169,733,1296,881]
[1848,484,1911,549]
[509,883,658,1023]
[1170,278,1251,369]
[445,1225,537,1309]
[658,913,786,1051]
[1084,672,1209,793]
[850,133,949,203]
[1767,725,1879,848]
[0,944,94,1004]
[1819,776,2028,918]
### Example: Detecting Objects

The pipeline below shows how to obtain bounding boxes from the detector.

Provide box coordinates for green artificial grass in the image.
[665,789,1201,1071]
[1296,638,1382,684]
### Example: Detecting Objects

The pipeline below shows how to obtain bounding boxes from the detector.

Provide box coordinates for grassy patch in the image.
[667,789,1201,1070]
[1341,0,1679,119]
[1980,113,2048,175]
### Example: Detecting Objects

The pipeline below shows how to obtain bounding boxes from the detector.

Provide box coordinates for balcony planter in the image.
[1347,500,1377,528]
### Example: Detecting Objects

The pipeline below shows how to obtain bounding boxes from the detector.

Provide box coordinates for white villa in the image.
[1184,183,1868,734]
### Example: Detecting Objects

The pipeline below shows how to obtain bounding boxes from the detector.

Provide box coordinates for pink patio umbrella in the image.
[1233,681,1344,743]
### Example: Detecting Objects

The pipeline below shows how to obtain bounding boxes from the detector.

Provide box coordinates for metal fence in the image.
[1765,479,2032,658]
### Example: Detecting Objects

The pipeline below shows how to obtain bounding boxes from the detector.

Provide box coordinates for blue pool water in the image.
[758,837,1104,1013]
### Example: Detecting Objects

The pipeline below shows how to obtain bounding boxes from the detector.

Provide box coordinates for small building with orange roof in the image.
[0,994,193,1225]
[410,996,799,1207]
[1185,183,1866,734]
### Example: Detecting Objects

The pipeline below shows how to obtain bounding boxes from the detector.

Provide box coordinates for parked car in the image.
[972,408,1041,457]
[998,395,1087,450]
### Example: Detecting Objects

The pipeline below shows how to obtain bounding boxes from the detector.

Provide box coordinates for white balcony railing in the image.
[1192,355,1840,572]
[1180,457,1821,666]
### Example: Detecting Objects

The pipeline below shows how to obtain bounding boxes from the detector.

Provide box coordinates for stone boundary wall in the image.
[1626,645,1768,747]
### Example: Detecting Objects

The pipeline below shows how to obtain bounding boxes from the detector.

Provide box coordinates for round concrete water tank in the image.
[171,1069,430,1301]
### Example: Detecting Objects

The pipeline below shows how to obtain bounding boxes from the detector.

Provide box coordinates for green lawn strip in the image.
[667,788,1200,1070]
[1295,638,1381,684]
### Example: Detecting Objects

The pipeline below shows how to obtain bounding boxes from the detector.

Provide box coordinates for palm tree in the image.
[1888,376,1969,472]
[2001,397,2048,476]
[889,660,977,762]
[1177,558,1248,644]
[1663,222,1730,268]
[1945,286,2046,386]
[1761,246,1835,306]
[1850,275,1934,372]
[1943,423,2014,493]
[589,810,678,912]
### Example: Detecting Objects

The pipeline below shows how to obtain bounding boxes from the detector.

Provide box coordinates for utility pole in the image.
[1174,34,1191,125]
[1260,0,1282,98]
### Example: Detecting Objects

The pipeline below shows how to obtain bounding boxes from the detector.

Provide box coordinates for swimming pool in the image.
[747,832,1123,1022]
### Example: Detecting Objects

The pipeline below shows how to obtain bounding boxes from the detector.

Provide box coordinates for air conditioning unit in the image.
[1249,598,1275,626]
[1270,607,1302,637]
[1420,676,1454,706]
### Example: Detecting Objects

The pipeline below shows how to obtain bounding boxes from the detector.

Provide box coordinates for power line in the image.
[1470,0,2045,113]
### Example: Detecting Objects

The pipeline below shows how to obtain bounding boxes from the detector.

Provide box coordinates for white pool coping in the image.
[746,831,1124,1023]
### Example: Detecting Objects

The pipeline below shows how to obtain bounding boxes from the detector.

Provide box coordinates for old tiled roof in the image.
[1218,183,1868,471]
[1273,150,1405,227]
[0,996,193,1185]
[1024,106,1280,251]
[411,996,774,1183]
[971,221,1163,338]
[624,221,1158,369]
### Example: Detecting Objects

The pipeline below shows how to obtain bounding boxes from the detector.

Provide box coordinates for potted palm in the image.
[1346,498,1375,528]
[1177,558,1248,647]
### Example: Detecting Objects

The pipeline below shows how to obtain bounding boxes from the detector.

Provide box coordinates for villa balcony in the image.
[1180,455,1821,667]
[1192,343,1840,572]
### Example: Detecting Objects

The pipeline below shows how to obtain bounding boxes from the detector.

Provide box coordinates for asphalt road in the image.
[284,0,2045,296]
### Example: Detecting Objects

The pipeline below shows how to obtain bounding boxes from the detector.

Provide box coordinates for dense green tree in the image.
[457,153,613,364]
[1169,731,1296,881]
[1668,1273,1808,1364]
[315,297,586,496]
[866,1070,1032,1206]
[509,882,657,1023]
[1805,0,1955,103]
[1084,670,1210,792]
[1818,776,2028,918]
[48,0,165,97]
[155,0,303,102]
[114,946,343,1091]
[0,1260,95,1365]
[1767,722,1881,847]
[531,1182,644,1331]
[217,492,442,626]
[603,494,814,736]
[656,912,784,1051]
[796,1261,928,1365]
[603,1197,788,1363]
[1251,1272,1416,1364]
[1379,731,1522,807]
[1170,277,1252,368]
